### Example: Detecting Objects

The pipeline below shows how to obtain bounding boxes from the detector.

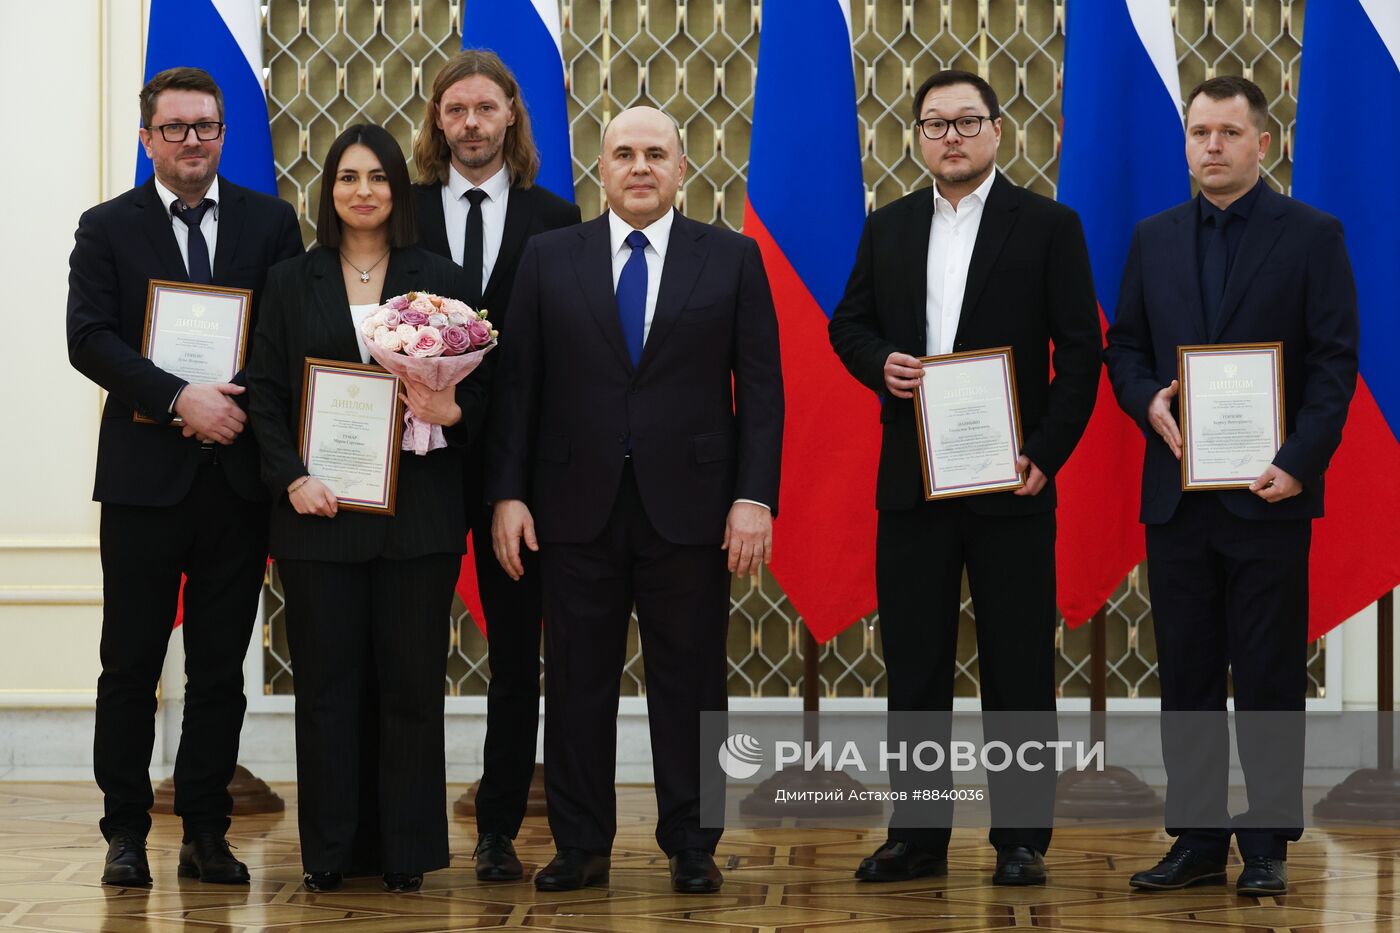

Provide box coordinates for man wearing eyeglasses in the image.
[829,70,1100,886]
[67,67,302,887]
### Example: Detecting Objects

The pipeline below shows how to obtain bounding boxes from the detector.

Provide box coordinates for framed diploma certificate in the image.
[912,347,1026,500]
[135,280,253,424]
[1178,342,1285,491]
[298,358,404,514]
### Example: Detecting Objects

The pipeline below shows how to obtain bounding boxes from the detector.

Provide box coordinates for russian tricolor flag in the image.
[1294,0,1400,640]
[1054,0,1187,626]
[137,0,276,195]
[463,0,574,202]
[745,0,876,643]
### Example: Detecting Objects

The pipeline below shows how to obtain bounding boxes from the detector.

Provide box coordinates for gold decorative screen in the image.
[259,0,1324,700]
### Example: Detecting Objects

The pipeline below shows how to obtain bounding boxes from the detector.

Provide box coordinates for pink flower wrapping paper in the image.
[358,291,497,455]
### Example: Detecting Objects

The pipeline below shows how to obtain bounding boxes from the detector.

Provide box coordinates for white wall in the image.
[0,0,145,706]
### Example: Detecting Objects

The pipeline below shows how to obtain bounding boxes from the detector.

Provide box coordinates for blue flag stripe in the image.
[137,0,276,195]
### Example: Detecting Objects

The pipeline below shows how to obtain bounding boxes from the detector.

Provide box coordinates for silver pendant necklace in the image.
[340,249,390,284]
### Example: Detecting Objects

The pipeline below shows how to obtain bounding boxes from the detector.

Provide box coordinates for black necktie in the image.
[464,189,488,307]
[173,199,214,285]
[1200,210,1230,336]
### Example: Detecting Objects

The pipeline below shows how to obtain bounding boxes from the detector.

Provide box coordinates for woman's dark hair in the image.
[315,123,418,249]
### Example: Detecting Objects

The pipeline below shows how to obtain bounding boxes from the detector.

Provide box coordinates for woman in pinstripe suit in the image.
[248,124,489,893]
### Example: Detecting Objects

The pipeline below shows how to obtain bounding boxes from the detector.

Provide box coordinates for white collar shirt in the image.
[607,207,674,344]
[442,163,511,293]
[153,175,220,281]
[926,169,997,356]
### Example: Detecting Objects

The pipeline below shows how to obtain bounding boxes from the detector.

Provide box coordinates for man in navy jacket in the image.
[1106,75,1358,897]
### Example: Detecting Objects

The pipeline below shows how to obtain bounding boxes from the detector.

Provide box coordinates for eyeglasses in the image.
[915,115,992,140]
[148,121,225,143]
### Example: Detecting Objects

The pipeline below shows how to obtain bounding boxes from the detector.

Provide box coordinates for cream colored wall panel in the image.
[0,609,103,694]
[0,546,101,589]
[0,1,106,543]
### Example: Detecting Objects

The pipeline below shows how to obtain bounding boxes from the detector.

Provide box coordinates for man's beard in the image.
[452,134,504,169]
[936,157,989,185]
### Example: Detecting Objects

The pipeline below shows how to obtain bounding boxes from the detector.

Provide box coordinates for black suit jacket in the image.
[413,181,582,319]
[413,181,581,495]
[828,173,1102,514]
[246,246,490,561]
[66,176,303,506]
[486,211,784,546]
[1104,183,1359,524]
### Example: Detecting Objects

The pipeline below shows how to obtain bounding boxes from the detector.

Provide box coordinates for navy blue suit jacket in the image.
[1105,183,1359,524]
[486,211,784,546]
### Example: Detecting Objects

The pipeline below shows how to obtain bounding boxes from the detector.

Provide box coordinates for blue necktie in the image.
[616,230,649,367]
[1200,210,1230,336]
[173,198,214,285]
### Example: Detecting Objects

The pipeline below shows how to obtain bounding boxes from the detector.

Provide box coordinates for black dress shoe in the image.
[534,849,610,891]
[1236,856,1287,896]
[993,846,1047,886]
[383,872,423,893]
[302,871,342,892]
[474,832,523,882]
[101,832,152,886]
[178,831,250,884]
[854,841,948,882]
[669,849,723,894]
[1129,847,1227,891]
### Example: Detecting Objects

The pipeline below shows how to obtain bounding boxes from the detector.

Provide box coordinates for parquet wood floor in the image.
[1,782,1397,932]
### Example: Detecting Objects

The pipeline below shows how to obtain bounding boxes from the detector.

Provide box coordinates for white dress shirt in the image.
[153,175,220,281]
[349,303,378,364]
[442,163,510,294]
[926,169,997,356]
[607,208,674,345]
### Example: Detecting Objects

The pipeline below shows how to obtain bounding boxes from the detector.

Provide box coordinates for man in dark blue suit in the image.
[66,68,302,887]
[1106,76,1358,897]
[488,106,783,895]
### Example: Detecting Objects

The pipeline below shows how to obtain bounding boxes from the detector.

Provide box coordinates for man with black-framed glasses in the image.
[67,67,302,888]
[829,69,1100,886]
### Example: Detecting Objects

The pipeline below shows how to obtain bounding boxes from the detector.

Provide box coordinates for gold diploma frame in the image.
[1178,341,1286,491]
[912,346,1027,500]
[134,279,253,424]
[297,358,404,515]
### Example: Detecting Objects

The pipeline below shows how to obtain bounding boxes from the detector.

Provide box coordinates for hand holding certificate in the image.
[135,280,253,424]
[298,359,404,514]
[1178,342,1285,491]
[912,347,1026,500]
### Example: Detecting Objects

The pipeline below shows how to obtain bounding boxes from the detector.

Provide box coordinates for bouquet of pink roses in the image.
[359,291,497,455]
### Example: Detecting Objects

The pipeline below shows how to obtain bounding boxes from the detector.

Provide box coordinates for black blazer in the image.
[828,173,1102,514]
[247,246,490,561]
[66,176,304,506]
[413,180,581,499]
[413,181,582,322]
[1104,183,1359,524]
[486,211,784,546]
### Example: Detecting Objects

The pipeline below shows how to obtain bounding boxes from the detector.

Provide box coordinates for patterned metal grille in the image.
[259,0,1325,700]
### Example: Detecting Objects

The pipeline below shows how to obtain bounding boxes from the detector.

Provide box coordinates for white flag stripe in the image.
[1359,0,1400,73]
[211,0,264,75]
[529,0,566,61]
[837,0,853,43]
[1124,0,1182,120]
